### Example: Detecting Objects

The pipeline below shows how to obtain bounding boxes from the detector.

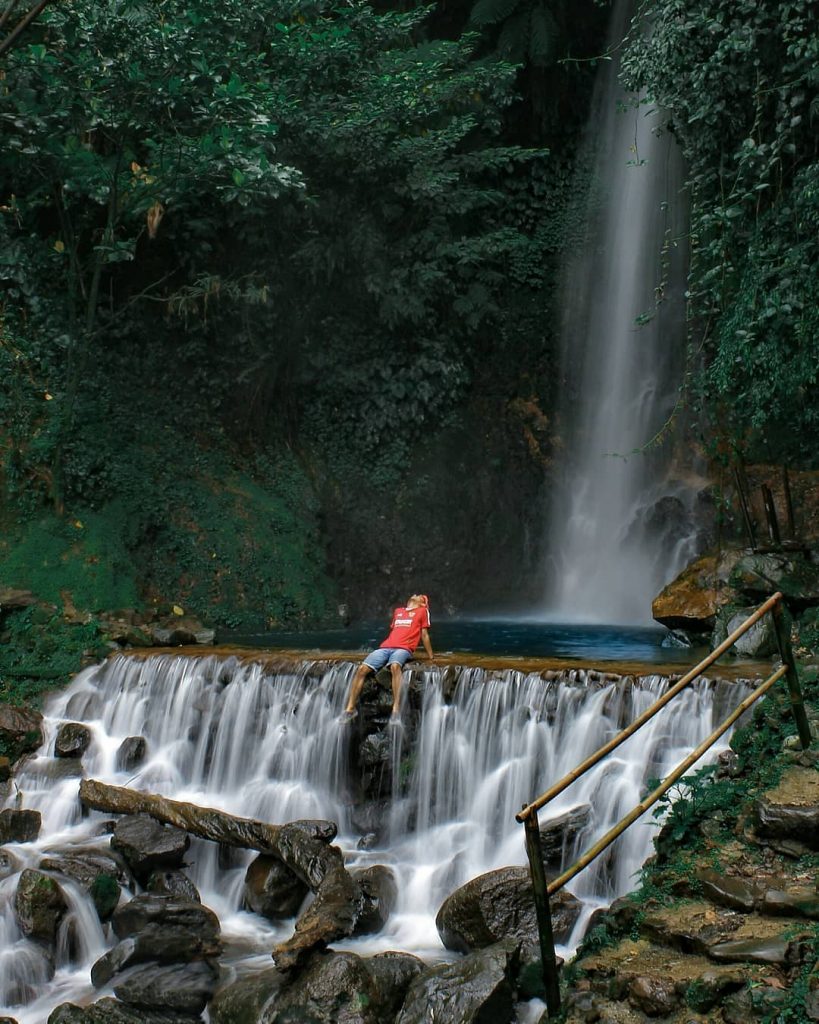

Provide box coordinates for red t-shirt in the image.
[380,605,431,652]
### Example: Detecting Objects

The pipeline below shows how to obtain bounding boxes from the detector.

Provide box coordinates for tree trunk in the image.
[78,779,363,970]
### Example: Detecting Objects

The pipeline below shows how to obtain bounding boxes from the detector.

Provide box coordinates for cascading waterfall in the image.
[0,653,749,1021]
[545,0,700,625]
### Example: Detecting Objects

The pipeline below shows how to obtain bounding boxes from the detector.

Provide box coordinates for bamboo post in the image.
[771,601,812,749]
[517,592,784,823]
[782,467,796,540]
[522,806,561,1018]
[762,485,781,547]
[733,465,757,549]
[546,666,786,897]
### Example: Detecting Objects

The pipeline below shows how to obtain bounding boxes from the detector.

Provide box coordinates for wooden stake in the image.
[762,485,781,546]
[771,601,812,750]
[782,467,796,540]
[522,807,561,1018]
[733,462,757,549]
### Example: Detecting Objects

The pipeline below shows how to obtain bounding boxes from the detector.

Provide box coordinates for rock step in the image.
[567,937,772,1020]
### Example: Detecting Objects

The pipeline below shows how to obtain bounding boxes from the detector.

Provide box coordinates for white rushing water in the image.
[545,0,700,625]
[0,654,748,1020]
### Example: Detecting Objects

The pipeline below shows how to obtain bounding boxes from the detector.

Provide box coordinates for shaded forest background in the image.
[1,0,817,629]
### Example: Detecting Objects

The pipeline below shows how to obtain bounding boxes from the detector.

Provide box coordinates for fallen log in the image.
[79,779,362,970]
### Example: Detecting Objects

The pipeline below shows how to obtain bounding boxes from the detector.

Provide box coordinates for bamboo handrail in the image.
[546,664,786,896]
[516,590,784,823]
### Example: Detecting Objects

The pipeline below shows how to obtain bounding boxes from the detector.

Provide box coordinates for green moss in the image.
[0,606,101,708]
[0,512,138,612]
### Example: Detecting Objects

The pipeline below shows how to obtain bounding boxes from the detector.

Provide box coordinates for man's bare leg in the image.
[389,662,403,718]
[344,664,372,716]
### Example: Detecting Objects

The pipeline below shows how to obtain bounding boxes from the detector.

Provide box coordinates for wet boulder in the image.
[54,722,92,759]
[15,868,68,945]
[114,961,220,1015]
[0,847,22,879]
[265,951,381,1024]
[208,967,283,1024]
[115,736,148,773]
[111,814,190,883]
[48,997,201,1023]
[92,895,221,986]
[351,864,398,936]
[40,852,123,921]
[651,551,742,632]
[0,808,41,843]
[756,766,819,848]
[146,868,201,903]
[729,552,819,607]
[150,616,215,646]
[243,854,308,919]
[538,805,591,870]
[350,799,392,845]
[713,605,779,658]
[0,755,11,782]
[362,952,424,1022]
[0,704,44,762]
[436,865,581,953]
[112,894,221,954]
[396,939,520,1024]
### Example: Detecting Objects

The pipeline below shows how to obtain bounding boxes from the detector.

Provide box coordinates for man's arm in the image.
[421,628,433,660]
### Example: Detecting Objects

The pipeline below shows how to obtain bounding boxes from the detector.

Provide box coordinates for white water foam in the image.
[0,653,749,1020]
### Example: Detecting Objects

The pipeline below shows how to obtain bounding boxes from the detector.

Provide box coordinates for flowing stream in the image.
[545,0,700,624]
[0,653,750,1021]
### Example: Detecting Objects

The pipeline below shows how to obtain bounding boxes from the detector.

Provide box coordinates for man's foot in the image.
[340,709,358,723]
[389,711,402,727]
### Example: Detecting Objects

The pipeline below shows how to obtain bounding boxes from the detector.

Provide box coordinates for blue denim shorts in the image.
[363,647,412,671]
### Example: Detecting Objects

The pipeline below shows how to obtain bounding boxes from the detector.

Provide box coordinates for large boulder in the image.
[756,767,819,848]
[364,952,425,1021]
[713,605,780,658]
[39,851,125,921]
[0,704,44,762]
[538,805,591,870]
[396,939,520,1024]
[0,808,41,843]
[92,895,221,987]
[652,551,743,631]
[54,722,92,759]
[263,951,382,1024]
[111,814,190,883]
[48,997,201,1023]
[112,894,221,951]
[436,866,581,953]
[351,865,398,936]
[243,854,308,920]
[208,967,283,1024]
[730,552,819,607]
[146,869,201,903]
[15,868,68,945]
[150,616,215,647]
[114,961,219,1015]
[115,737,148,773]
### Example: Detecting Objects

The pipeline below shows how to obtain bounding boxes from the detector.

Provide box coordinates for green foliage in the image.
[622,0,819,465]
[0,513,139,612]
[0,607,102,707]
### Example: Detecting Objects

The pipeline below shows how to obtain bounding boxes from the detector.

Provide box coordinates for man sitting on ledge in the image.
[342,593,433,723]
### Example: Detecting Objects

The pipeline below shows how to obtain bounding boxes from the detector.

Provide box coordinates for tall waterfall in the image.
[545,0,699,624]
[0,653,749,1022]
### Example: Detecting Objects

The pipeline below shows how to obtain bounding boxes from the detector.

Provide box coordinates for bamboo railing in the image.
[519,591,812,1018]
